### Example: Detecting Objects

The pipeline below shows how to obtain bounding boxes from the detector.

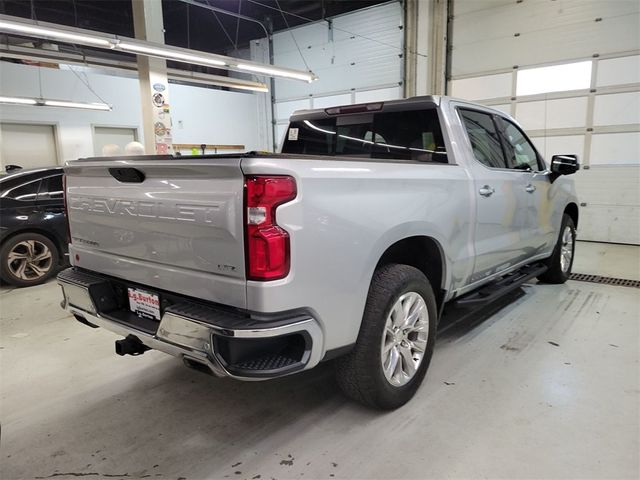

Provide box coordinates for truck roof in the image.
[289,95,442,122]
[288,95,511,122]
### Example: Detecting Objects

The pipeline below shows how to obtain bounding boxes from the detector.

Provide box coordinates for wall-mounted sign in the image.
[156,143,169,154]
[152,93,165,107]
[154,121,167,137]
[153,83,166,92]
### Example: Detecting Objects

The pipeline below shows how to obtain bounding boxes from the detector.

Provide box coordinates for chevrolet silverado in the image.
[57,96,579,409]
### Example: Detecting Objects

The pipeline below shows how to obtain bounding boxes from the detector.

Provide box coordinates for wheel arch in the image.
[564,202,579,227]
[374,235,447,311]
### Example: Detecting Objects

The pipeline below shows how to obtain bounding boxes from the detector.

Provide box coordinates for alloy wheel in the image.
[560,225,574,273]
[7,240,53,281]
[380,292,429,387]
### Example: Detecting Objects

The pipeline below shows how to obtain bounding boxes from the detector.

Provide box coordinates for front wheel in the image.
[335,264,438,410]
[538,214,576,284]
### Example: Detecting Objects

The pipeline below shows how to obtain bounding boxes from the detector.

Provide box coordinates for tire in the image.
[335,264,438,410]
[537,214,576,284]
[0,233,59,287]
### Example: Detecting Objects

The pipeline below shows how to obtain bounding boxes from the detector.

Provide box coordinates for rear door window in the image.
[37,174,64,201]
[282,108,448,163]
[458,109,508,169]
[3,179,41,201]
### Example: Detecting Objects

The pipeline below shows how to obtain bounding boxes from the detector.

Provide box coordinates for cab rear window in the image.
[282,108,448,163]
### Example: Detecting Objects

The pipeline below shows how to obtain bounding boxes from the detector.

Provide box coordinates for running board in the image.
[452,263,548,308]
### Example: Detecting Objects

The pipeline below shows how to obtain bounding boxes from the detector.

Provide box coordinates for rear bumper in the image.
[57,268,324,380]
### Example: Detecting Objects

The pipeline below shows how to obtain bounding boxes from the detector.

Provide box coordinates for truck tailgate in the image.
[65,157,247,308]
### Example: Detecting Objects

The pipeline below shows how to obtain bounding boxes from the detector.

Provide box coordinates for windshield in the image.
[282,107,448,163]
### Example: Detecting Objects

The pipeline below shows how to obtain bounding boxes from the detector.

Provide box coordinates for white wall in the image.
[170,82,264,152]
[0,62,143,162]
[0,62,266,162]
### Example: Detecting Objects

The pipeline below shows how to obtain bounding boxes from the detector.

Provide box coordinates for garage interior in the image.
[0,0,639,479]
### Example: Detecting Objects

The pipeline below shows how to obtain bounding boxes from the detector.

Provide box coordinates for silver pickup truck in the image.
[57,96,579,409]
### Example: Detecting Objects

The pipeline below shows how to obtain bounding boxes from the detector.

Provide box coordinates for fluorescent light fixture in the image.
[44,100,111,111]
[0,96,111,111]
[168,70,269,93]
[237,64,316,83]
[0,95,38,105]
[517,61,592,96]
[231,84,269,93]
[0,14,317,84]
[118,42,227,67]
[0,19,111,47]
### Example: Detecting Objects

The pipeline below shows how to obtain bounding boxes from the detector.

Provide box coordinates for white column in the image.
[250,38,275,152]
[404,0,448,97]
[132,0,173,154]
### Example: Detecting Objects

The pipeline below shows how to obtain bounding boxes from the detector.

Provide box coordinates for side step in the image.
[453,263,548,308]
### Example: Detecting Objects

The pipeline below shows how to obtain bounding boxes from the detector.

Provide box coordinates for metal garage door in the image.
[449,0,640,245]
[0,123,59,170]
[271,1,404,150]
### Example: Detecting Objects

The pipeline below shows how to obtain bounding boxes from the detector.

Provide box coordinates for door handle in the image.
[479,185,495,197]
[525,184,536,193]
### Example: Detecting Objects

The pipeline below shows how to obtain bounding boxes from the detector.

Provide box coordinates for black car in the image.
[0,167,68,287]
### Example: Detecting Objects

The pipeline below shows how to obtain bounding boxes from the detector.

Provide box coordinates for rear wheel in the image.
[335,264,437,410]
[538,214,576,284]
[0,233,59,287]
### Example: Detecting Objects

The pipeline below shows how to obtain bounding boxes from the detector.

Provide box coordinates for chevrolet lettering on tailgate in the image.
[68,196,222,224]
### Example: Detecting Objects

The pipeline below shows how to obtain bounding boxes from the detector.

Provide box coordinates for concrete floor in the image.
[1,242,638,480]
[573,241,640,281]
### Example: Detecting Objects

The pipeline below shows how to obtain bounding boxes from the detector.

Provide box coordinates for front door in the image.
[496,117,556,255]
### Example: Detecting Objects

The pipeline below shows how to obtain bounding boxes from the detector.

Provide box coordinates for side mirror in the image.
[4,164,22,173]
[551,154,579,175]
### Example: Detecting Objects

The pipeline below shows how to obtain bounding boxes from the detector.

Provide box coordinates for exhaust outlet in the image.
[115,335,150,356]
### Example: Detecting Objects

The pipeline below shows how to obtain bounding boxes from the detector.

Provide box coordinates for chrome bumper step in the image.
[57,267,323,380]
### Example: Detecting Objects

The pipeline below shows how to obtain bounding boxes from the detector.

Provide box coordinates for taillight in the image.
[62,174,71,244]
[245,175,297,281]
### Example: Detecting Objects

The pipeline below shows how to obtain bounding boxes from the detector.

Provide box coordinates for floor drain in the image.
[569,273,640,288]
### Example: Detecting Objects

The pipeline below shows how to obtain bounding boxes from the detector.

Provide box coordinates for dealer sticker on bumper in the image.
[128,288,161,320]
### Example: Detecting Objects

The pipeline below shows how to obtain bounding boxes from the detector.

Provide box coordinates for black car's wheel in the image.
[538,214,576,284]
[335,264,438,410]
[0,233,59,287]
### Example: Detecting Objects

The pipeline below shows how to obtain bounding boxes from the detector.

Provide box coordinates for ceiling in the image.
[0,0,390,54]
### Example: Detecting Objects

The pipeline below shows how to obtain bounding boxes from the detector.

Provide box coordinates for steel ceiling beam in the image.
[0,43,269,92]
[0,13,317,82]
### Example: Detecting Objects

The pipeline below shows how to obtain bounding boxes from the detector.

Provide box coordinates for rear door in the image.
[0,176,41,228]
[65,157,247,308]
[457,107,532,282]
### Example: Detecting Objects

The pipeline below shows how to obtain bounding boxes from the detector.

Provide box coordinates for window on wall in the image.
[93,127,137,156]
[516,61,592,96]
